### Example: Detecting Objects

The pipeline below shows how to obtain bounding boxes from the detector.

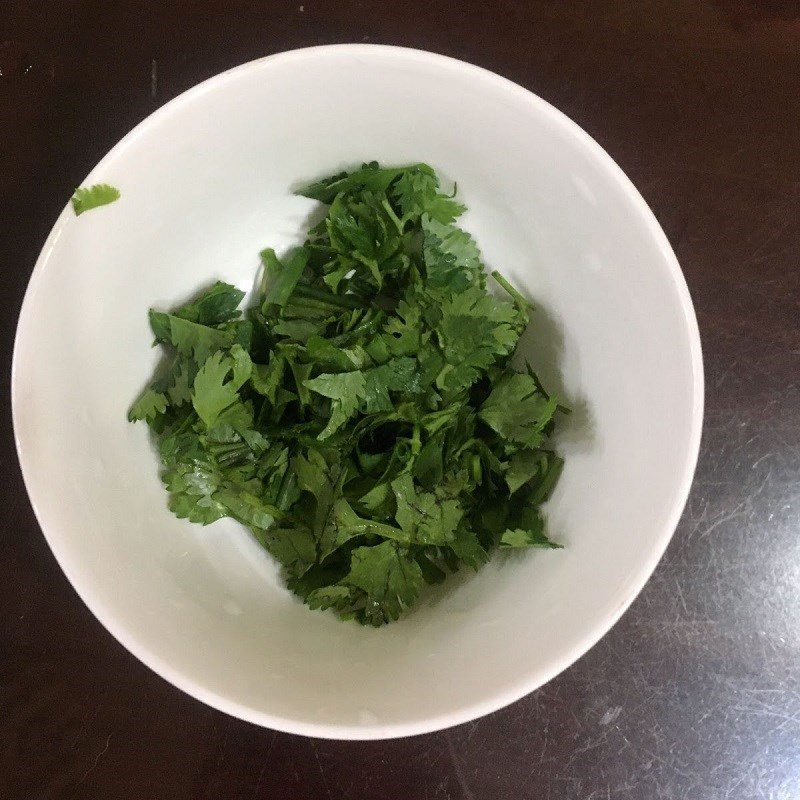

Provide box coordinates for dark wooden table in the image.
[3,2,799,798]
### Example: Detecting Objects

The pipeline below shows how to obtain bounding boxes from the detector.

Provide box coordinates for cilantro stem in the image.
[276,470,298,511]
[528,455,564,505]
[410,424,422,455]
[491,270,533,309]
[381,198,405,234]
[330,312,386,346]
[292,284,364,310]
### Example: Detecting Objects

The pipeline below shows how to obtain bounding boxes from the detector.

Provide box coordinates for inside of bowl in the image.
[14,46,701,737]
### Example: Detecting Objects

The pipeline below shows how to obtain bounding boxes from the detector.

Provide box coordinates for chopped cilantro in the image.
[129,162,566,626]
[71,183,120,215]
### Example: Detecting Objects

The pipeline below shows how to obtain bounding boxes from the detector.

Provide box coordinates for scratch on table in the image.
[434,776,453,799]
[684,497,711,540]
[71,697,99,748]
[724,774,746,799]
[745,213,796,263]
[208,720,232,779]
[445,731,475,800]
[698,500,748,540]
[253,731,278,798]
[733,704,800,733]
[751,452,774,470]
[674,578,689,615]
[82,734,111,781]
[600,705,623,726]
[151,58,158,99]
[310,739,333,800]
[571,732,610,758]
[463,719,481,744]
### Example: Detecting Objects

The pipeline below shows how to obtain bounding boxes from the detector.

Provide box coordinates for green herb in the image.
[129,162,566,626]
[71,183,121,215]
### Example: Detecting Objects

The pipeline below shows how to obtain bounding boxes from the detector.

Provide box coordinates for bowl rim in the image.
[12,43,704,740]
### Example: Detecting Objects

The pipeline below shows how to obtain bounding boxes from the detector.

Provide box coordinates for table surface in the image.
[3,2,799,798]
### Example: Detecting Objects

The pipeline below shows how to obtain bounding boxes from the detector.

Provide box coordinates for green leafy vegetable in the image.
[344,541,424,625]
[71,183,120,215]
[192,345,252,429]
[500,527,561,549]
[129,162,566,626]
[128,388,167,423]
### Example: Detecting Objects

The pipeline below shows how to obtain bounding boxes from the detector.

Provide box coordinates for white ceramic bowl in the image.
[12,45,703,739]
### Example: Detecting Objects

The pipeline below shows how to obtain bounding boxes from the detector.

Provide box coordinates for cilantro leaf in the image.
[128,388,167,422]
[391,474,462,545]
[250,354,284,403]
[303,370,366,439]
[261,248,308,308]
[299,162,434,204]
[150,313,236,364]
[192,345,252,429]
[166,359,194,406]
[437,287,521,366]
[174,282,245,325]
[71,183,120,215]
[506,449,546,495]
[449,525,490,569]
[306,585,358,613]
[479,372,559,448]
[292,449,348,555]
[258,525,318,577]
[163,459,228,525]
[391,169,465,225]
[344,541,424,625]
[500,524,562,549]
[361,357,419,412]
[422,215,483,290]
